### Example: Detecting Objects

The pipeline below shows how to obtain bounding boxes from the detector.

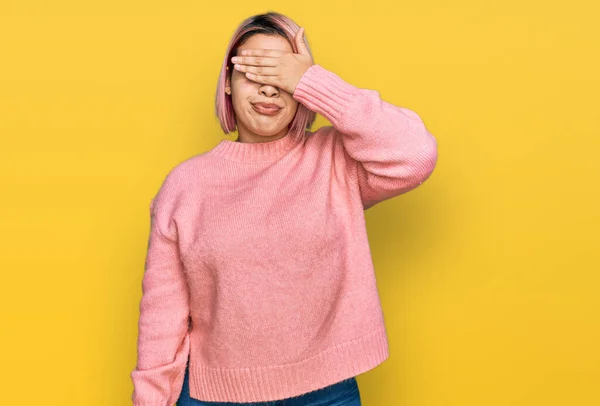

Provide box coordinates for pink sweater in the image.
[130,64,438,405]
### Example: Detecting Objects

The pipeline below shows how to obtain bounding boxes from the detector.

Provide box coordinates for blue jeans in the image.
[176,363,362,406]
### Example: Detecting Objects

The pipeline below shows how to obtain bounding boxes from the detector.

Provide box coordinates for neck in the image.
[211,128,302,163]
[235,126,290,144]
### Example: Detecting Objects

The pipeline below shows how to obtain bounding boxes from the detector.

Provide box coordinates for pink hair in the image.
[215,11,317,142]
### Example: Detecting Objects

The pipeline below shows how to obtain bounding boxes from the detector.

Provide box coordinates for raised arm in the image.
[293,64,438,209]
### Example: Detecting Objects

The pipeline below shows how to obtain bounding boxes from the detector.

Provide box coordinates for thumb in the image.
[295,27,310,55]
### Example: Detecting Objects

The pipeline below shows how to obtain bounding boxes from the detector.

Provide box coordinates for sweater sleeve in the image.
[130,175,191,406]
[292,64,438,210]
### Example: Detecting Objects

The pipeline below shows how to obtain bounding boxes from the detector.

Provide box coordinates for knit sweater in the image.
[130,64,438,405]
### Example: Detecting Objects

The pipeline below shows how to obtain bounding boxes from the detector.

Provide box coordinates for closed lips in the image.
[252,103,281,110]
[252,103,282,115]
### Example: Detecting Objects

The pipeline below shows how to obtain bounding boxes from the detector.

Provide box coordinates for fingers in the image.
[233,64,278,76]
[243,72,278,87]
[295,27,310,56]
[239,49,284,57]
[231,55,278,67]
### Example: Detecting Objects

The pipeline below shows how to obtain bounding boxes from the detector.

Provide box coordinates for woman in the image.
[130,11,438,406]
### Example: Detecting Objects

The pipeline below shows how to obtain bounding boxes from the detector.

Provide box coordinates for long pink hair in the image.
[215,11,317,142]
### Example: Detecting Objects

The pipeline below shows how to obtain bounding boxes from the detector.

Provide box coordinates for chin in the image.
[253,127,287,137]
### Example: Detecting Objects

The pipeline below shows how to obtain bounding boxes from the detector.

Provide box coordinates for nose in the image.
[259,84,279,98]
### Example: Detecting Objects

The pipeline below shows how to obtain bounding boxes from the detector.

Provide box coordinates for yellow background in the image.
[1,1,598,405]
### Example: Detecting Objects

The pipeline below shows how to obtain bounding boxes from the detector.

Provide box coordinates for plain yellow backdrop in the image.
[1,1,598,405]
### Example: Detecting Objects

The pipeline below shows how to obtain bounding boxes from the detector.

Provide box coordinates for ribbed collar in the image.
[210,130,301,163]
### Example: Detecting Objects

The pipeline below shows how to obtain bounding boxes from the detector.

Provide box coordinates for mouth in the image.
[252,103,282,116]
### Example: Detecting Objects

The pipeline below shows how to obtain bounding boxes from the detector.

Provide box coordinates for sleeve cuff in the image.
[292,64,360,125]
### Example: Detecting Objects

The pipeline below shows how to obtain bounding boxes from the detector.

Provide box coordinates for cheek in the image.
[230,77,252,98]
[287,101,300,117]
[230,89,253,113]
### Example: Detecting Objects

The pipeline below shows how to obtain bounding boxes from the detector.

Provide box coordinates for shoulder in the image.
[303,125,340,151]
[304,125,351,162]
[151,152,210,209]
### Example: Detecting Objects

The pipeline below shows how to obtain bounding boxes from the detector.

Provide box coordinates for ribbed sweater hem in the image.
[186,327,389,403]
